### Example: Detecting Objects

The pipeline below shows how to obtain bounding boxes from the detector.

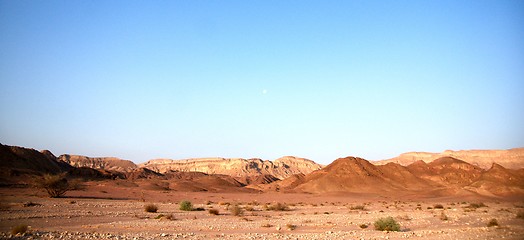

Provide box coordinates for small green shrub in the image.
[179,201,193,211]
[144,203,158,213]
[208,209,219,215]
[11,224,28,235]
[374,217,401,232]
[487,218,499,227]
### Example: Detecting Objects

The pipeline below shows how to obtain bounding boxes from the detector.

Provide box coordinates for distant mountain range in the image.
[1,143,522,198]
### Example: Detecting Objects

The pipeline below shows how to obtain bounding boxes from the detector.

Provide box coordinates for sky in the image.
[1,1,523,165]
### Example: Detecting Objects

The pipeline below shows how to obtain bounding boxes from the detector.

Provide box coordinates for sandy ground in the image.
[1,182,523,240]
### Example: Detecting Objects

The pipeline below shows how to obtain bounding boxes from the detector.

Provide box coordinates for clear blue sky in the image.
[1,1,523,164]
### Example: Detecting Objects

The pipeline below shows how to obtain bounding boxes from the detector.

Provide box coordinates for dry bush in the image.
[36,174,81,198]
[230,205,243,216]
[374,217,400,232]
[433,204,444,209]
[467,202,487,209]
[349,205,366,211]
[208,209,219,215]
[179,201,193,211]
[440,212,449,221]
[155,213,174,220]
[244,206,255,211]
[487,218,499,227]
[516,210,524,219]
[359,224,368,229]
[144,203,158,213]
[286,223,297,230]
[267,202,289,211]
[261,223,273,228]
[11,224,28,235]
[23,202,40,207]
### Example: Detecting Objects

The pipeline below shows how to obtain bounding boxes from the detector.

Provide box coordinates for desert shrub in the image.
[208,209,219,215]
[267,202,289,211]
[349,205,366,211]
[487,218,499,227]
[433,204,444,209]
[11,224,28,235]
[440,212,449,221]
[467,202,487,209]
[230,205,243,216]
[179,201,193,211]
[36,174,79,198]
[286,223,296,230]
[374,217,401,232]
[155,213,174,220]
[144,203,158,213]
[261,223,273,228]
[244,206,255,211]
[359,224,368,229]
[23,202,40,207]
[517,210,524,219]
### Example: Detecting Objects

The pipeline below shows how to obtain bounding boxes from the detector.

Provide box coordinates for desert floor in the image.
[1,181,523,240]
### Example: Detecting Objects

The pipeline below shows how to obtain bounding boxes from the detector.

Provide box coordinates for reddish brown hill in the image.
[466,163,524,197]
[423,157,483,186]
[293,157,409,193]
[0,143,71,177]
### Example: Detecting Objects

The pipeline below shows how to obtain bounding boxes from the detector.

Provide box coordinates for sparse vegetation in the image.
[359,224,369,229]
[11,224,28,235]
[440,212,449,221]
[433,204,444,209]
[487,218,499,227]
[230,204,244,216]
[179,201,193,211]
[266,202,289,211]
[466,202,487,209]
[155,213,174,220]
[23,201,40,207]
[374,217,401,232]
[208,208,220,215]
[349,205,366,211]
[517,210,524,219]
[144,203,158,213]
[286,223,297,230]
[36,174,81,198]
[261,223,273,228]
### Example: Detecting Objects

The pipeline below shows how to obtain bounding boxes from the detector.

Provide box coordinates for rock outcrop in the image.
[139,156,322,180]
[58,154,137,172]
[373,148,524,169]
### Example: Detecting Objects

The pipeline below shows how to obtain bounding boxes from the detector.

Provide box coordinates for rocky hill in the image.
[139,156,322,180]
[58,154,137,172]
[288,156,524,198]
[373,148,524,169]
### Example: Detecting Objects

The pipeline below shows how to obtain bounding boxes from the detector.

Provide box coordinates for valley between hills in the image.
[1,143,523,239]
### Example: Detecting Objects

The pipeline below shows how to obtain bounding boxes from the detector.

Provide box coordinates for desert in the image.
[1,144,523,239]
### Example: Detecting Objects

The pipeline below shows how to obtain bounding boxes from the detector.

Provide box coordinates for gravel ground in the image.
[1,190,523,240]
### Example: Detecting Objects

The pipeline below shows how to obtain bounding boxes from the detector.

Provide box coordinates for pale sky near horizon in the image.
[1,1,523,165]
